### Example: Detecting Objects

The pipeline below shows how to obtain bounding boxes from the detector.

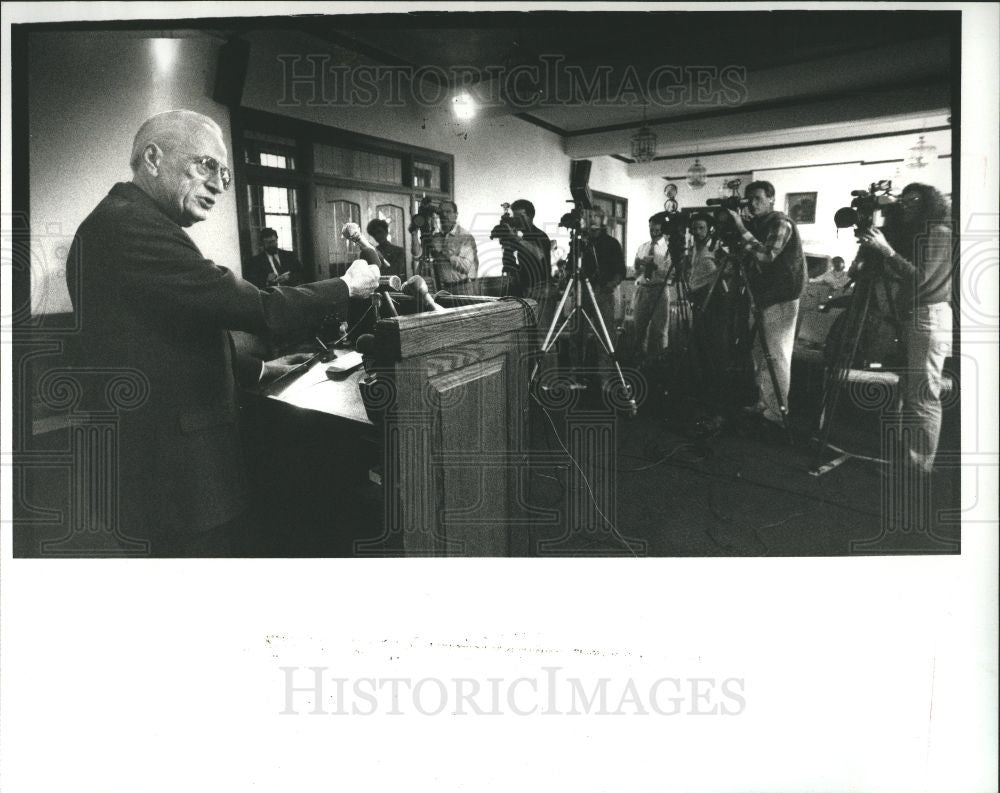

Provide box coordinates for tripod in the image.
[529,228,636,414]
[730,254,794,444]
[809,251,887,476]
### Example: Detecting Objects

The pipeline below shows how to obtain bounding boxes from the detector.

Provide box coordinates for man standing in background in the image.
[630,212,672,363]
[428,199,479,295]
[366,217,407,277]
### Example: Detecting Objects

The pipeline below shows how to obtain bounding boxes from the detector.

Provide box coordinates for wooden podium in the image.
[256,295,537,556]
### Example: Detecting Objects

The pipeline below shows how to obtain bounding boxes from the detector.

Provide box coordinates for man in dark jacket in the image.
[65,110,379,556]
[243,227,309,288]
[726,180,807,429]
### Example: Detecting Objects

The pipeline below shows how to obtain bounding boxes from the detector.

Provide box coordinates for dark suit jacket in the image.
[65,182,349,553]
[244,248,308,289]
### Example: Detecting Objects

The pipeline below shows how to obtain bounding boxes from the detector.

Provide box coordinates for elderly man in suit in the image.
[244,227,308,288]
[65,109,379,556]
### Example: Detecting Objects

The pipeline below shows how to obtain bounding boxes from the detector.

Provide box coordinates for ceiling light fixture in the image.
[630,106,657,163]
[452,92,477,121]
[904,134,937,169]
[686,158,707,189]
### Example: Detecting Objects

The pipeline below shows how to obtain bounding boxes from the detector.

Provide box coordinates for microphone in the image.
[378,275,402,292]
[402,275,445,313]
[341,222,389,269]
[355,332,377,374]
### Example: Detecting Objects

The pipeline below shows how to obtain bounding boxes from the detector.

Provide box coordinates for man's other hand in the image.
[342,259,381,298]
[261,352,314,382]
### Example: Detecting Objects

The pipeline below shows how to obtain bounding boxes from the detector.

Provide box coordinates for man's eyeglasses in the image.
[192,155,232,190]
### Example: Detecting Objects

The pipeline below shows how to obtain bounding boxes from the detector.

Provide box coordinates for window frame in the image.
[231,107,454,277]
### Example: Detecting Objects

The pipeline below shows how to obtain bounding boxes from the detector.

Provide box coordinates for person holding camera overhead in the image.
[725,180,807,432]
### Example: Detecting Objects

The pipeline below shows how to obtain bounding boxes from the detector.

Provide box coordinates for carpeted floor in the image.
[13,353,961,558]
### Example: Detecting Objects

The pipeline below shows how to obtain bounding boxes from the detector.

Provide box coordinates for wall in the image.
[28,32,239,315]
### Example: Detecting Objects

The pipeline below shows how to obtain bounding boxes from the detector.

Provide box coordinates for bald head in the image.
[130,110,229,227]
[130,110,224,171]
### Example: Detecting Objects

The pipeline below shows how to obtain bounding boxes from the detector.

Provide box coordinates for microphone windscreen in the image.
[355,333,376,355]
[402,275,427,295]
[341,221,361,239]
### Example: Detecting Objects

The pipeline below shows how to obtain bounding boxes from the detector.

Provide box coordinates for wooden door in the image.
[314,186,413,279]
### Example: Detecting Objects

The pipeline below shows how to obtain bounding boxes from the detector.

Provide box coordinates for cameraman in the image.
[493,199,553,318]
[726,180,807,431]
[686,213,734,432]
[857,183,953,475]
[631,212,672,361]
[411,200,479,295]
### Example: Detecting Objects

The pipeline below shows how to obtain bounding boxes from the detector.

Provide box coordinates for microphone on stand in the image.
[341,222,390,269]
[402,275,445,313]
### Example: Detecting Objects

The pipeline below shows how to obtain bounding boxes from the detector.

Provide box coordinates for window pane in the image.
[375,204,405,246]
[248,184,301,256]
[244,131,297,170]
[328,200,361,269]
[263,185,289,214]
[314,143,402,184]
[412,160,441,190]
[260,152,289,169]
[266,215,294,250]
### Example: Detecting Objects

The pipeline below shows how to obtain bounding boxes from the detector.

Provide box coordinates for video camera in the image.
[489,202,530,243]
[834,180,897,237]
[408,196,442,236]
[704,179,750,246]
[706,179,749,222]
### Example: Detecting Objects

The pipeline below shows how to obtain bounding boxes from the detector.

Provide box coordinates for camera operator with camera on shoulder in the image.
[856,183,954,476]
[490,198,553,318]
[409,198,479,295]
[723,180,807,434]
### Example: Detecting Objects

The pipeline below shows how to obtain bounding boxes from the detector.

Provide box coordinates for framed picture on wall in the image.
[786,191,817,224]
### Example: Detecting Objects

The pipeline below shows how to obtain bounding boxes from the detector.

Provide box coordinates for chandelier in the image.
[905,135,937,169]
[630,106,657,163]
[686,158,707,188]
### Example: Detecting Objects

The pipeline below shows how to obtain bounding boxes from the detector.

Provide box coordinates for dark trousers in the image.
[690,283,733,415]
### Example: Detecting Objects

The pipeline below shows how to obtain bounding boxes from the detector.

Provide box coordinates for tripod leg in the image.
[529,276,580,387]
[582,278,636,414]
[811,280,876,471]
[539,277,575,353]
